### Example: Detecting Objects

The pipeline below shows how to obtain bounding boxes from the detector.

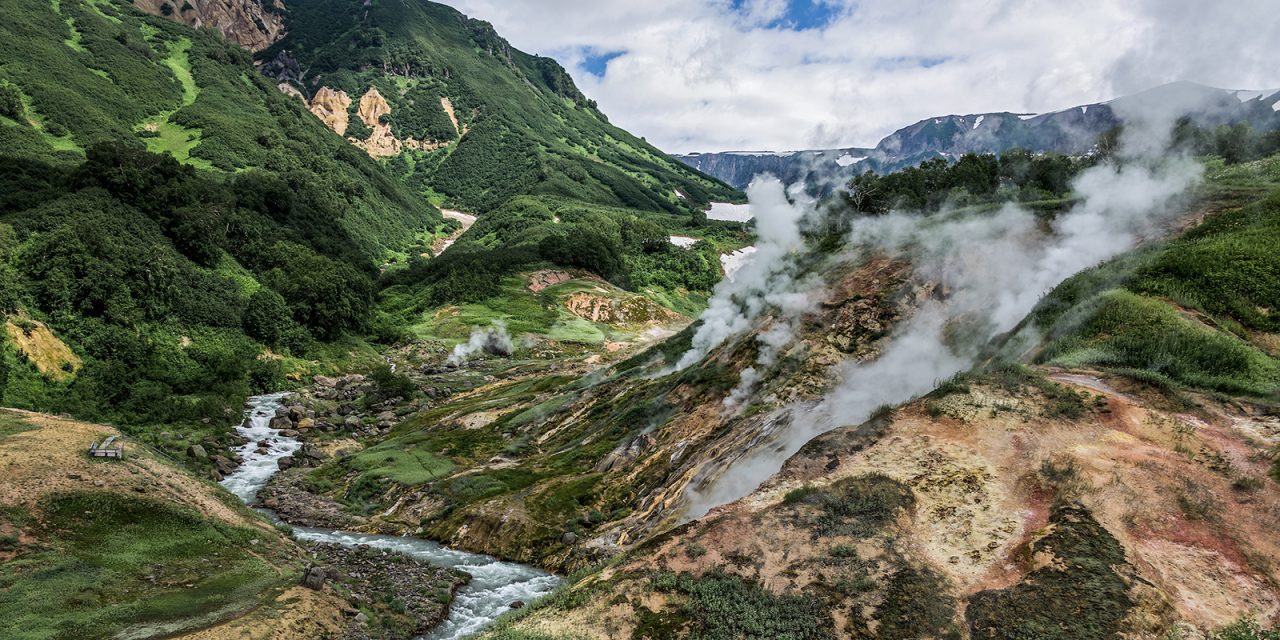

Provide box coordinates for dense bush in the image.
[1174,119,1280,166]
[386,84,458,142]
[0,85,24,121]
[242,288,294,346]
[844,150,1082,214]
[650,570,834,639]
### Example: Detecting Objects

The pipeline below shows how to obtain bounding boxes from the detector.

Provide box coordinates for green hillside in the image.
[266,0,739,215]
[0,0,440,460]
[1026,154,1280,399]
[0,0,742,469]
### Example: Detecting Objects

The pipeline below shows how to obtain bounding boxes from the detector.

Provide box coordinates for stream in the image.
[220,394,560,640]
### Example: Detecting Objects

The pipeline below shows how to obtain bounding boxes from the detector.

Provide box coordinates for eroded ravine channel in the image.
[221,394,559,640]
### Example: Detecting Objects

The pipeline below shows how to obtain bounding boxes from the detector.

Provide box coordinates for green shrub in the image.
[242,288,294,347]
[786,475,914,538]
[650,570,834,639]
[783,485,819,504]
[369,364,415,402]
[0,85,24,121]
[1212,616,1280,640]
[1043,290,1279,396]
[966,505,1132,640]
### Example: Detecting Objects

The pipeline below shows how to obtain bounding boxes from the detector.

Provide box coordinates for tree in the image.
[844,171,888,214]
[242,288,293,346]
[538,230,623,279]
[1216,122,1254,165]
[260,242,374,340]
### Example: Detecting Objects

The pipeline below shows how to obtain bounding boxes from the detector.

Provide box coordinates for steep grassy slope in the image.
[0,0,445,468]
[0,0,439,254]
[1023,156,1280,399]
[263,0,738,216]
[0,409,339,640]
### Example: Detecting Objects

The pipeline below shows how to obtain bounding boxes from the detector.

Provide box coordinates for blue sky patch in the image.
[579,48,627,77]
[874,55,954,71]
[730,0,847,31]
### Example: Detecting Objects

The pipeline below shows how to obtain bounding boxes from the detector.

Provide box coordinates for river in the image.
[220,394,560,640]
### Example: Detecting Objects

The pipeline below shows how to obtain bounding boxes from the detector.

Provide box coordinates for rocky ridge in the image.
[133,0,286,52]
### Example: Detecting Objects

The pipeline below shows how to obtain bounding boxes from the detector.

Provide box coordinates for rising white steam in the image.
[448,320,514,366]
[683,119,1204,518]
[673,176,816,375]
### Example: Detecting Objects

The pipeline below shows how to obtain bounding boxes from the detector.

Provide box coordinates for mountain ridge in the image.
[679,81,1280,189]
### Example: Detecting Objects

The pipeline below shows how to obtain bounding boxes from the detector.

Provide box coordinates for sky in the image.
[438,0,1280,154]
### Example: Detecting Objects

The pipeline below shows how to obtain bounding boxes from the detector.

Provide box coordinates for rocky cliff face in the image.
[306,86,351,136]
[133,0,287,52]
[678,152,809,190]
[286,85,454,158]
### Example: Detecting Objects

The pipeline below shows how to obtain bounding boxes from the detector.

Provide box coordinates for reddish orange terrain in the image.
[503,368,1280,639]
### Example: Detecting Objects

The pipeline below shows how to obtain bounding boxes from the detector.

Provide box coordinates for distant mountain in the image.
[678,147,873,191]
[678,82,1280,189]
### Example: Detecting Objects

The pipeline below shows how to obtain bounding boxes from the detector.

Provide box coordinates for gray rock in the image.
[212,455,237,475]
[561,531,578,545]
[301,566,326,590]
[277,456,295,470]
[344,415,362,429]
[187,444,208,460]
[269,416,292,430]
[313,375,338,387]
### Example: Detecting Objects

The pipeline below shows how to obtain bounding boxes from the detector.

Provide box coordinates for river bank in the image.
[219,394,559,640]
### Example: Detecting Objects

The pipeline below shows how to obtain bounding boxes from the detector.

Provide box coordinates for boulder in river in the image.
[277,456,295,470]
[212,455,237,475]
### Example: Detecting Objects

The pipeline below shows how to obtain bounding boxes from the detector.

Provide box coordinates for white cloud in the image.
[438,0,1280,153]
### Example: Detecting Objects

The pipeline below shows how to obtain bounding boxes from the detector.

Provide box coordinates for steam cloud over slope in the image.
[448,320,515,366]
[673,177,817,373]
[682,119,1204,518]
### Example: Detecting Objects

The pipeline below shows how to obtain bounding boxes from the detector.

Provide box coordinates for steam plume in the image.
[683,113,1204,518]
[448,320,514,366]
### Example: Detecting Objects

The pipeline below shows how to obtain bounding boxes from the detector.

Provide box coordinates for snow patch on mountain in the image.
[706,202,754,222]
